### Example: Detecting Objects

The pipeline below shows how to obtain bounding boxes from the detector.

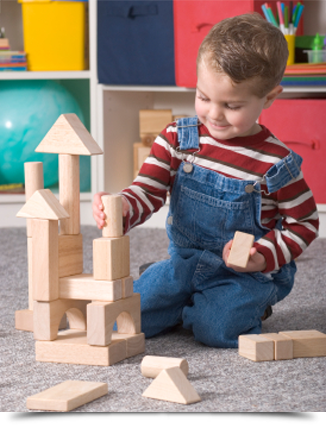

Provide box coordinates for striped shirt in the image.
[121,122,319,273]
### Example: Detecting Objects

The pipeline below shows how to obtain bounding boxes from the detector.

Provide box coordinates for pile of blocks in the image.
[239,330,326,361]
[15,113,145,366]
[133,109,173,178]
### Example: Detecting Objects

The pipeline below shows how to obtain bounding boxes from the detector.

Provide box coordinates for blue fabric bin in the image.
[97,0,175,85]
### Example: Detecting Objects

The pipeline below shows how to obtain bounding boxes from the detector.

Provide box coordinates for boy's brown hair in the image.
[197,13,289,97]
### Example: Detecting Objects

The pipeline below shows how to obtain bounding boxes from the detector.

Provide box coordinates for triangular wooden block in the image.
[16,189,69,220]
[35,113,103,156]
[142,366,201,405]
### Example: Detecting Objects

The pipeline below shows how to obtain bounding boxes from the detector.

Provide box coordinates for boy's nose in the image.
[209,105,224,121]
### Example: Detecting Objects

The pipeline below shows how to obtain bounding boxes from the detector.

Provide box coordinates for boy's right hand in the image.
[92,191,130,230]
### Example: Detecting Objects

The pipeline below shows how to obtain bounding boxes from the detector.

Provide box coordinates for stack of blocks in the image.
[15,113,145,366]
[239,330,326,361]
[133,109,173,178]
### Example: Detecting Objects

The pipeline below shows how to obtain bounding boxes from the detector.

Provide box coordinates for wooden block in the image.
[261,333,293,360]
[87,294,141,346]
[101,194,123,238]
[15,309,34,332]
[93,236,130,281]
[35,329,127,366]
[122,276,133,298]
[27,237,33,310]
[26,380,108,412]
[24,162,44,237]
[33,299,89,341]
[134,144,151,170]
[142,367,201,405]
[59,273,122,302]
[141,135,156,146]
[228,231,255,268]
[139,109,172,142]
[0,38,10,48]
[141,356,189,378]
[32,219,59,302]
[58,234,83,278]
[112,332,145,358]
[16,189,69,221]
[59,154,80,235]
[35,113,103,156]
[279,330,326,358]
[238,334,274,361]
[15,309,67,333]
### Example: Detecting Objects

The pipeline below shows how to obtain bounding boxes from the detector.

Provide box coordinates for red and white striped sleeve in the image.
[255,170,319,273]
[120,123,181,233]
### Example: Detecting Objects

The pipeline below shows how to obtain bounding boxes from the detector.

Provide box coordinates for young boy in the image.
[93,13,319,348]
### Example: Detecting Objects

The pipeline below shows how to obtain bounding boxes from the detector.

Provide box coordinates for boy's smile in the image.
[195,62,281,141]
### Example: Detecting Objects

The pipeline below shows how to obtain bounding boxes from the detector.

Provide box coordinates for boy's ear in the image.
[263,85,283,109]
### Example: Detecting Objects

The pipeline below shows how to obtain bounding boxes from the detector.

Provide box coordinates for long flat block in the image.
[26,380,108,411]
[279,330,326,358]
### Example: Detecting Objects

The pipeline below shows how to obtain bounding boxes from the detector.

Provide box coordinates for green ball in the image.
[0,80,86,189]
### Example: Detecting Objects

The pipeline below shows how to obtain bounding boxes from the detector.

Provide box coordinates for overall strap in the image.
[176,116,201,150]
[264,150,303,193]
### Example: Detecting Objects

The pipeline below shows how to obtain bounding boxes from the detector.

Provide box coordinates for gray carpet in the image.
[0,225,325,412]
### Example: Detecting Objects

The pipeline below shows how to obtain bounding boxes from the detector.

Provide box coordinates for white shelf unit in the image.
[0,0,99,227]
[1,0,325,235]
[96,84,326,235]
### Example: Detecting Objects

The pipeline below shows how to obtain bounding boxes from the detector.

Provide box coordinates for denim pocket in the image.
[173,185,254,247]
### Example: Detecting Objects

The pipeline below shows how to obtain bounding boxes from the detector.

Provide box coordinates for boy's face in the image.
[195,62,281,140]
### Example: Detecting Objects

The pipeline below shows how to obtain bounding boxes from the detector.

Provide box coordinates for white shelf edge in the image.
[0,70,91,80]
[101,85,195,92]
[100,84,326,93]
[0,191,92,204]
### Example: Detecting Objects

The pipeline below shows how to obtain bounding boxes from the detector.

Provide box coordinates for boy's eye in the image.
[226,104,241,110]
[198,95,209,102]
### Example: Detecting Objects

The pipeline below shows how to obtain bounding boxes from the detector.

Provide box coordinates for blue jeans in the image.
[133,117,298,348]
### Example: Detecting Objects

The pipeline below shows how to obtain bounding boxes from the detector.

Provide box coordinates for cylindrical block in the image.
[24,162,44,200]
[141,355,189,378]
[59,154,80,235]
[102,194,123,238]
[24,162,44,238]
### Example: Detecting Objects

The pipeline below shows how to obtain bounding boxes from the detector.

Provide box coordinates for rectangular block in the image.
[279,330,326,358]
[93,235,130,281]
[58,234,83,278]
[87,294,141,346]
[112,332,145,358]
[122,276,134,298]
[228,231,255,269]
[32,219,59,301]
[238,334,274,362]
[261,333,293,360]
[15,309,34,332]
[139,109,172,138]
[59,273,122,302]
[26,380,108,412]
[35,329,127,366]
[33,299,88,341]
[134,143,151,171]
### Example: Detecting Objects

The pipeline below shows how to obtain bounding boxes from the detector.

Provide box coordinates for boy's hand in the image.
[223,239,267,273]
[92,192,130,230]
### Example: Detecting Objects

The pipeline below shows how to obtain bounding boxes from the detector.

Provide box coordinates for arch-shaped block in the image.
[33,299,89,341]
[87,294,140,346]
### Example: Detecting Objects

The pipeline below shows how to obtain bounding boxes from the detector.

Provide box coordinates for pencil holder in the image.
[285,34,296,65]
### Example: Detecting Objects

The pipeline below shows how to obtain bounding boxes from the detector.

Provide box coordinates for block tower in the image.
[16,114,145,366]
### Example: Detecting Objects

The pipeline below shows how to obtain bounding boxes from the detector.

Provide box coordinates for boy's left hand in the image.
[223,240,267,273]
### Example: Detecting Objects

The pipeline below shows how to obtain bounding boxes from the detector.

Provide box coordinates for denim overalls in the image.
[133,117,301,348]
